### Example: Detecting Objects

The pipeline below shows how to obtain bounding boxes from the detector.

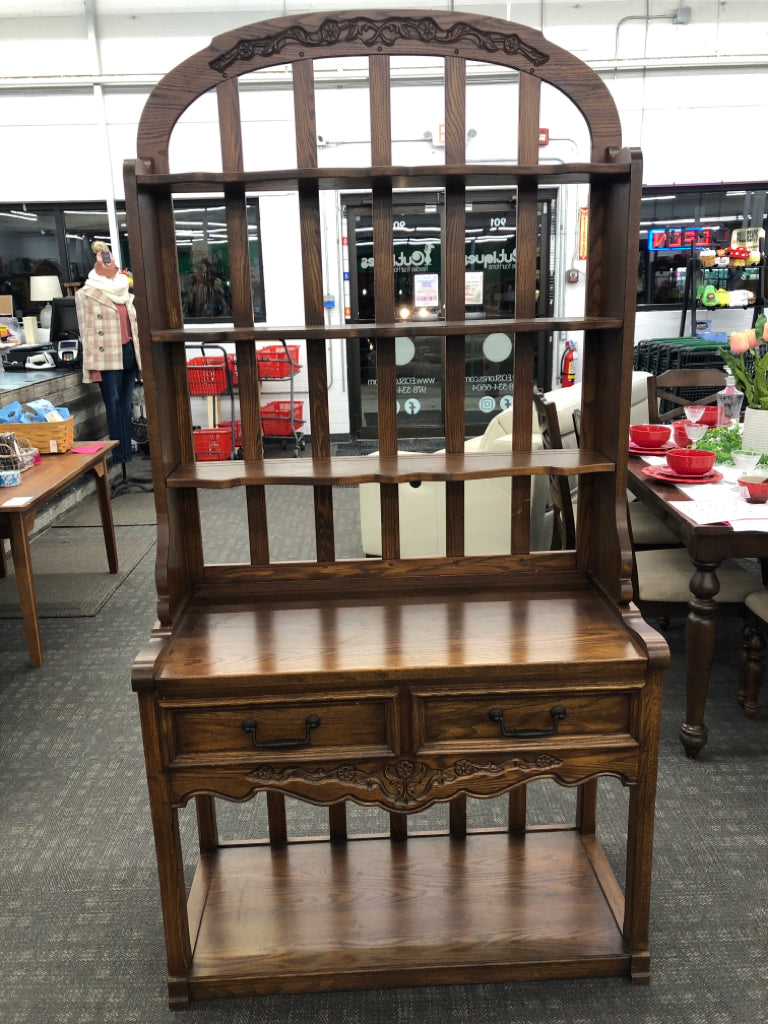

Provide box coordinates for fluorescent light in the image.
[0,211,38,221]
[641,195,676,202]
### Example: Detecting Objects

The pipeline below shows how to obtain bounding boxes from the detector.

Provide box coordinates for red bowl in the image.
[666,447,716,477]
[700,406,718,426]
[673,420,691,447]
[738,476,768,504]
[630,423,671,448]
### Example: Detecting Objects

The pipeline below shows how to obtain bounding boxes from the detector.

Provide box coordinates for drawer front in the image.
[165,692,399,764]
[413,689,632,754]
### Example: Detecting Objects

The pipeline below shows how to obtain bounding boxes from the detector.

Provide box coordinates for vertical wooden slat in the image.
[510,72,541,554]
[294,58,334,561]
[389,813,408,841]
[370,54,400,560]
[443,56,466,557]
[195,795,218,853]
[267,791,288,846]
[328,803,348,844]
[449,795,467,837]
[508,787,527,832]
[217,78,269,564]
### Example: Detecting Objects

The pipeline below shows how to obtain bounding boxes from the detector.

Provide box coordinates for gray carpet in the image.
[57,489,157,527]
[0,526,156,617]
[0,484,766,1023]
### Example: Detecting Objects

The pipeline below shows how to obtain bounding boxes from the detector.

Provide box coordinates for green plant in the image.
[693,424,768,466]
[719,312,768,410]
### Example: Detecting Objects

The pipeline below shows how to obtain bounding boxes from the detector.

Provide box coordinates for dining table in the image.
[626,449,767,759]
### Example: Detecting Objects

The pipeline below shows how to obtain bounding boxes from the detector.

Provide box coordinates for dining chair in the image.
[571,401,681,549]
[737,587,768,717]
[647,367,727,423]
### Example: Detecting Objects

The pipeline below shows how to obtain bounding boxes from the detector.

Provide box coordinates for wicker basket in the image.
[0,438,37,472]
[4,417,74,454]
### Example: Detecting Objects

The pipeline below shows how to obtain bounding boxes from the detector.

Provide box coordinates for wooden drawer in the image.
[412,688,632,754]
[163,692,399,765]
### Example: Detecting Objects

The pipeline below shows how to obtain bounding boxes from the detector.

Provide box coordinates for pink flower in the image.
[764,321,768,343]
[729,330,753,354]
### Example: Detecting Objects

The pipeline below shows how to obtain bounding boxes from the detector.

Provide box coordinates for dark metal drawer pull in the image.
[488,705,567,739]
[241,714,321,749]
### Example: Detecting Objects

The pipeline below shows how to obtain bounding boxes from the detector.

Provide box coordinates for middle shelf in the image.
[167,449,615,488]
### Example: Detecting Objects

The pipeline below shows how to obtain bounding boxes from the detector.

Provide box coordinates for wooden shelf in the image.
[134,161,632,194]
[181,831,632,1002]
[167,450,615,489]
[152,317,623,345]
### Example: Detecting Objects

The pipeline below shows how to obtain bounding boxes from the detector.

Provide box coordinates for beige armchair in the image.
[359,370,652,556]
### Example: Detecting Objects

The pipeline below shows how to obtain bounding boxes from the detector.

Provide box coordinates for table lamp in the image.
[29,275,63,329]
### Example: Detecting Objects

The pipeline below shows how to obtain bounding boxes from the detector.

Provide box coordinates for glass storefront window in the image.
[344,190,554,437]
[172,198,265,322]
[0,206,64,315]
[638,185,767,308]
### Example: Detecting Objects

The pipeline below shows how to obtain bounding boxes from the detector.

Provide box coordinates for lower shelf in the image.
[181,828,637,1004]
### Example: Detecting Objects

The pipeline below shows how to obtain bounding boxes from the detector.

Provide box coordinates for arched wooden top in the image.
[135,8,622,172]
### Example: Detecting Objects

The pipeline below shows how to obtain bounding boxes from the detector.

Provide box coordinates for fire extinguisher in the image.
[560,339,577,387]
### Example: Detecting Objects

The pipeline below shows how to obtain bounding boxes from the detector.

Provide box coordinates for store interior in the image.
[1,3,767,1022]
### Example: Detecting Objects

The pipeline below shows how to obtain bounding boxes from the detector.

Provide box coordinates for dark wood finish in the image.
[124,9,666,1007]
[647,368,728,423]
[148,316,623,344]
[627,460,765,756]
[0,441,118,666]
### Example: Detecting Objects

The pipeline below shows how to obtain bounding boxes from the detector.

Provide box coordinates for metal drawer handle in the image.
[241,714,321,749]
[488,705,567,739]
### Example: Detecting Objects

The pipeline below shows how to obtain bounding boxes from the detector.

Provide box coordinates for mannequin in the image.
[75,243,146,486]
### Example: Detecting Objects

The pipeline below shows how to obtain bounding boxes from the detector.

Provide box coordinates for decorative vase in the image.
[741,407,768,454]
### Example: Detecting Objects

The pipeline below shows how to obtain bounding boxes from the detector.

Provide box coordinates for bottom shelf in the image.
[181,829,639,1004]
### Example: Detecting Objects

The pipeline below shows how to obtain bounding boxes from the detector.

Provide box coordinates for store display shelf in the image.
[166,449,614,489]
[151,316,623,346]
[134,161,632,194]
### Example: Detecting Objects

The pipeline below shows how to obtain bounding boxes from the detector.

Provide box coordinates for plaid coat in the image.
[74,283,141,383]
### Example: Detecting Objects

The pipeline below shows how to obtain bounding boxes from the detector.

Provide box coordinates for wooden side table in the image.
[0,440,118,665]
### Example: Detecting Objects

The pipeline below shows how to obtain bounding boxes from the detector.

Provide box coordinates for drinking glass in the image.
[684,422,708,443]
[731,450,762,475]
[684,405,705,423]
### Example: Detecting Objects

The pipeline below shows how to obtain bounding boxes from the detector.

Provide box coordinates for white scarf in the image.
[86,268,132,304]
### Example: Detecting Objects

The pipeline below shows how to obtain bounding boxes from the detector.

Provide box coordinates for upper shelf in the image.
[133,161,632,194]
[152,316,623,345]
[167,450,615,489]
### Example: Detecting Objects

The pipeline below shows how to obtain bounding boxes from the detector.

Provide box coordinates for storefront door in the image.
[344,190,555,439]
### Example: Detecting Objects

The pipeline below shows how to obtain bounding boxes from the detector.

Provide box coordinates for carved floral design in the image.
[244,752,563,809]
[210,16,549,74]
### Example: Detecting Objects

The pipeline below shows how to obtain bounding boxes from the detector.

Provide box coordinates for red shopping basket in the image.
[261,401,304,437]
[192,426,233,461]
[218,419,243,446]
[187,354,238,395]
[256,345,300,379]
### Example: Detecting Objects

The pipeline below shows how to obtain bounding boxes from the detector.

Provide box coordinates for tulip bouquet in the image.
[720,313,768,410]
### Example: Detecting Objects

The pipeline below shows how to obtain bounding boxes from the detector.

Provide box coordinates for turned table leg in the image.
[679,558,721,759]
[739,616,765,718]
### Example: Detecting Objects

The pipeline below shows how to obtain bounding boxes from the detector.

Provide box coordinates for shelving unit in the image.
[125,9,667,1009]
[680,250,765,338]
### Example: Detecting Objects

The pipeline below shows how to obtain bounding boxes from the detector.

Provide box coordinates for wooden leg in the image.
[739,616,765,719]
[0,538,7,577]
[576,779,597,835]
[9,512,43,667]
[92,458,119,574]
[679,559,720,759]
[136,692,193,1008]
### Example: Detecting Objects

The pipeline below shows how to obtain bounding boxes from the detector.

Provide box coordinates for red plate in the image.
[642,465,723,485]
[629,441,675,455]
